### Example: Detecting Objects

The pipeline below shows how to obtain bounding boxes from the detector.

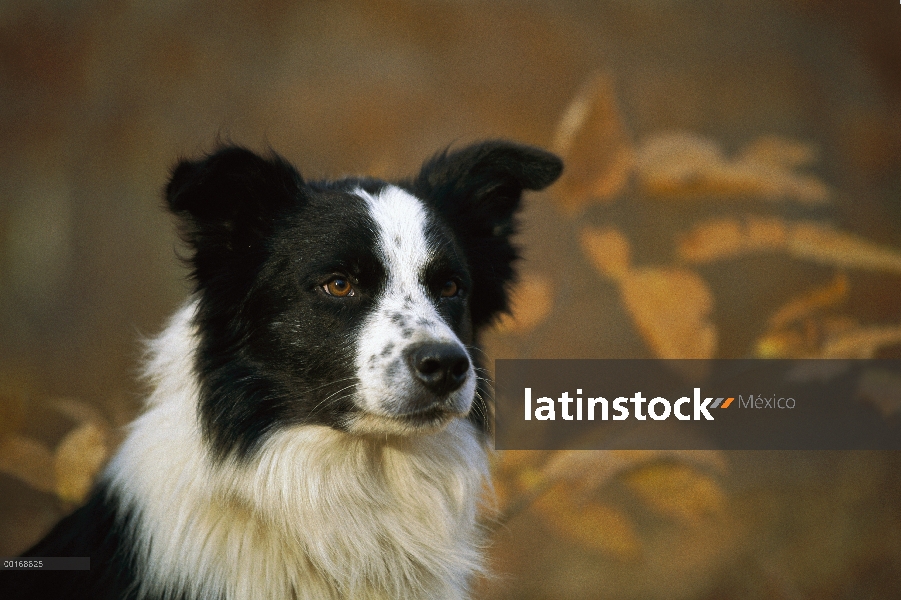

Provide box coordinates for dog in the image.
[2,140,562,599]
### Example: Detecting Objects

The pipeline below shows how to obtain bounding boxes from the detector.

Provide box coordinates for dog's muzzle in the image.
[404,341,470,401]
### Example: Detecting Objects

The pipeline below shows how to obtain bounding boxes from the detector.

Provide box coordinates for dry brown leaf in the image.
[540,449,726,499]
[0,433,56,493]
[677,218,746,263]
[623,462,725,522]
[54,421,109,504]
[578,226,717,359]
[535,483,641,559]
[755,329,811,359]
[856,368,901,418]
[768,273,849,329]
[580,226,631,280]
[620,268,717,359]
[636,132,829,203]
[493,449,728,536]
[755,316,858,358]
[679,218,901,274]
[495,272,554,334]
[739,135,818,169]
[746,216,791,247]
[821,325,901,359]
[551,73,634,212]
[788,223,901,274]
[635,132,721,196]
[677,216,788,263]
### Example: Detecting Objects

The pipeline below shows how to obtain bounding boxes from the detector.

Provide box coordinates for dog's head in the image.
[165,142,562,459]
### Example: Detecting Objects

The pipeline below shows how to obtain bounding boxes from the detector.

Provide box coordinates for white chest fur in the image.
[103,304,489,600]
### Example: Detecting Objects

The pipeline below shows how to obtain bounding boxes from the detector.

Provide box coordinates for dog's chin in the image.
[346,406,467,438]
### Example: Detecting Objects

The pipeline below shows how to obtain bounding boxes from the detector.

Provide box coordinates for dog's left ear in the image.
[409,140,563,328]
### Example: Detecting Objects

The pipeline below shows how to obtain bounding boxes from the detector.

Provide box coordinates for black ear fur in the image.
[165,146,303,288]
[409,140,563,328]
[412,141,562,229]
[166,145,303,240]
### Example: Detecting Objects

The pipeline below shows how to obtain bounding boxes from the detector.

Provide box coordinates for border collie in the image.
[3,141,562,599]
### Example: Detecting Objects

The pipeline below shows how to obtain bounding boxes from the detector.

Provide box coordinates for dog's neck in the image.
[103,302,490,600]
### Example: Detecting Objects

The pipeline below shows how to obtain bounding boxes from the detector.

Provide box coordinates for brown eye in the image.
[440,279,459,298]
[324,277,354,297]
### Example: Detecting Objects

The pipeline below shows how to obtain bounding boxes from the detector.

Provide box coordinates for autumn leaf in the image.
[551,72,634,212]
[679,217,901,275]
[755,316,858,358]
[754,274,850,358]
[620,268,717,360]
[634,132,721,197]
[534,483,641,559]
[739,135,818,169]
[580,226,631,280]
[54,421,109,504]
[578,226,717,359]
[624,462,725,522]
[677,216,786,262]
[767,273,848,329]
[522,451,726,556]
[821,325,901,359]
[755,328,812,359]
[539,449,726,499]
[496,272,554,334]
[788,223,901,274]
[635,132,829,203]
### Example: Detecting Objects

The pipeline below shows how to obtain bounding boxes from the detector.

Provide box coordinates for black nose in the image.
[405,342,470,396]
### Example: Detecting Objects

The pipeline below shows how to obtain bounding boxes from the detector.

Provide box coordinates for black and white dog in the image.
[3,141,562,599]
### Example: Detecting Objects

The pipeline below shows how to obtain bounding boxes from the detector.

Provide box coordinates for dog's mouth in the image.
[346,399,467,436]
[394,403,453,424]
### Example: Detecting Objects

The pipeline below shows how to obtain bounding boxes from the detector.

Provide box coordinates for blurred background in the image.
[1,0,901,598]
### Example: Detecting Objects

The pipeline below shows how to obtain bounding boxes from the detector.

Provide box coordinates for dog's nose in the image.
[405,342,470,396]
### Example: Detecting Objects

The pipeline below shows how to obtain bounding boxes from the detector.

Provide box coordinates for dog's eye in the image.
[440,279,460,298]
[323,277,355,297]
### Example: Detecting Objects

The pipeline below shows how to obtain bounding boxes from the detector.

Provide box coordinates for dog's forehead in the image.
[354,185,436,276]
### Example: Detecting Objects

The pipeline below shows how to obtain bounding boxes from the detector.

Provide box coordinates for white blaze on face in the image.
[353,185,475,421]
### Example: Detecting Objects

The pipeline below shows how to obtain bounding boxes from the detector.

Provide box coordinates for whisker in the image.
[306,393,358,420]
[474,377,496,394]
[306,383,359,417]
[464,345,490,360]
[288,377,359,397]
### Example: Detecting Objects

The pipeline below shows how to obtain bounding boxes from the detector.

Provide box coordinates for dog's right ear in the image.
[166,146,304,289]
[165,146,303,286]
[166,146,303,250]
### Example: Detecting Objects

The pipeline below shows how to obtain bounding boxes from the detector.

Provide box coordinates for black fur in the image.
[3,485,141,600]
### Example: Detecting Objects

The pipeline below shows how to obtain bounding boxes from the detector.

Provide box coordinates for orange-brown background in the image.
[2,1,900,598]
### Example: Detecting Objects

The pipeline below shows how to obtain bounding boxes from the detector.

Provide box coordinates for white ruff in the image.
[103,302,490,600]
